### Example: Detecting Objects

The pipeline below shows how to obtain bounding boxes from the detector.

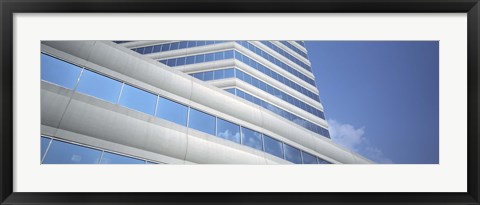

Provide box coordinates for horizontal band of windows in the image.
[189,68,325,120]
[41,136,160,164]
[236,41,314,84]
[157,50,320,102]
[234,51,319,102]
[131,41,227,55]
[224,88,330,138]
[257,41,311,71]
[141,41,315,86]
[279,41,308,59]
[295,41,306,48]
[41,53,331,164]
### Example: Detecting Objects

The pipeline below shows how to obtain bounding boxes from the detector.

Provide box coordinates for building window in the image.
[284,144,302,164]
[216,118,241,143]
[75,69,123,104]
[41,53,82,89]
[118,84,157,115]
[42,140,102,164]
[263,135,284,159]
[301,151,317,164]
[188,108,216,135]
[241,127,263,151]
[41,136,51,161]
[155,97,188,126]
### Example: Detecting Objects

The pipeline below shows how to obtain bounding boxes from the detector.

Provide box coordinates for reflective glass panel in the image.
[118,84,156,115]
[41,136,51,161]
[263,135,283,159]
[75,70,122,104]
[99,152,145,164]
[156,97,188,126]
[302,151,317,164]
[284,144,302,164]
[188,108,216,135]
[241,127,263,151]
[225,68,234,78]
[41,53,82,89]
[318,158,331,164]
[216,118,240,143]
[42,140,102,164]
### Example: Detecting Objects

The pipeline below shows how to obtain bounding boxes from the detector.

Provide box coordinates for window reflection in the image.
[302,151,317,164]
[216,118,240,143]
[75,69,122,103]
[41,136,51,161]
[241,127,263,151]
[118,84,157,115]
[188,108,216,135]
[284,144,302,164]
[41,53,82,89]
[42,140,102,164]
[156,97,188,126]
[263,135,283,159]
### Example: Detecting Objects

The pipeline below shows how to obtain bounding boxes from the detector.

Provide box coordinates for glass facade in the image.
[42,38,334,164]
[75,69,122,104]
[216,118,241,143]
[257,41,311,71]
[155,97,188,126]
[279,41,309,59]
[41,54,82,89]
[188,108,216,135]
[41,136,158,164]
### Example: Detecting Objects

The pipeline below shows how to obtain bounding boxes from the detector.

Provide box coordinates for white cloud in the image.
[327,119,393,164]
[327,119,365,151]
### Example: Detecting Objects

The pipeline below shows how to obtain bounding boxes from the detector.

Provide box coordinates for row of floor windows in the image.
[233,50,320,102]
[191,66,325,119]
[158,49,320,103]
[236,41,315,85]
[41,136,159,164]
[125,40,315,87]
[279,41,308,59]
[254,41,311,72]
[188,68,328,136]
[132,41,228,54]
[189,67,326,121]
[224,88,330,138]
[295,41,306,47]
[126,41,311,77]
[41,53,331,164]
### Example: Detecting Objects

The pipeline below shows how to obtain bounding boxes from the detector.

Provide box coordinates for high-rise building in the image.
[40,40,372,164]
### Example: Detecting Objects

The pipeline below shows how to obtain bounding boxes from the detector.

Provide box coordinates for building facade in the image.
[40,40,372,164]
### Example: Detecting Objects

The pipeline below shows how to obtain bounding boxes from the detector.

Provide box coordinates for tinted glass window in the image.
[224,50,234,59]
[75,70,122,104]
[186,56,195,64]
[241,127,263,151]
[263,135,283,159]
[225,68,234,78]
[216,118,240,143]
[302,151,317,164]
[118,85,156,115]
[188,108,215,135]
[41,137,51,161]
[99,152,145,164]
[284,144,302,164]
[214,69,224,79]
[156,97,188,126]
[205,53,214,62]
[195,54,205,63]
[42,140,102,164]
[204,71,213,81]
[41,53,82,89]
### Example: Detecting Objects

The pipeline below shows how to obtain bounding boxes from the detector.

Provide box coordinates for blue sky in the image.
[306,41,439,164]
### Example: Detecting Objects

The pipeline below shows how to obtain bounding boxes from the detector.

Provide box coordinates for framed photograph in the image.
[1,0,479,204]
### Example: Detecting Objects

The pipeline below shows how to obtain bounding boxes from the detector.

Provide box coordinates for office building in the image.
[40,40,372,164]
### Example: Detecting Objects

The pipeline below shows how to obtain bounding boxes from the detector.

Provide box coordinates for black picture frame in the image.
[1,0,479,204]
